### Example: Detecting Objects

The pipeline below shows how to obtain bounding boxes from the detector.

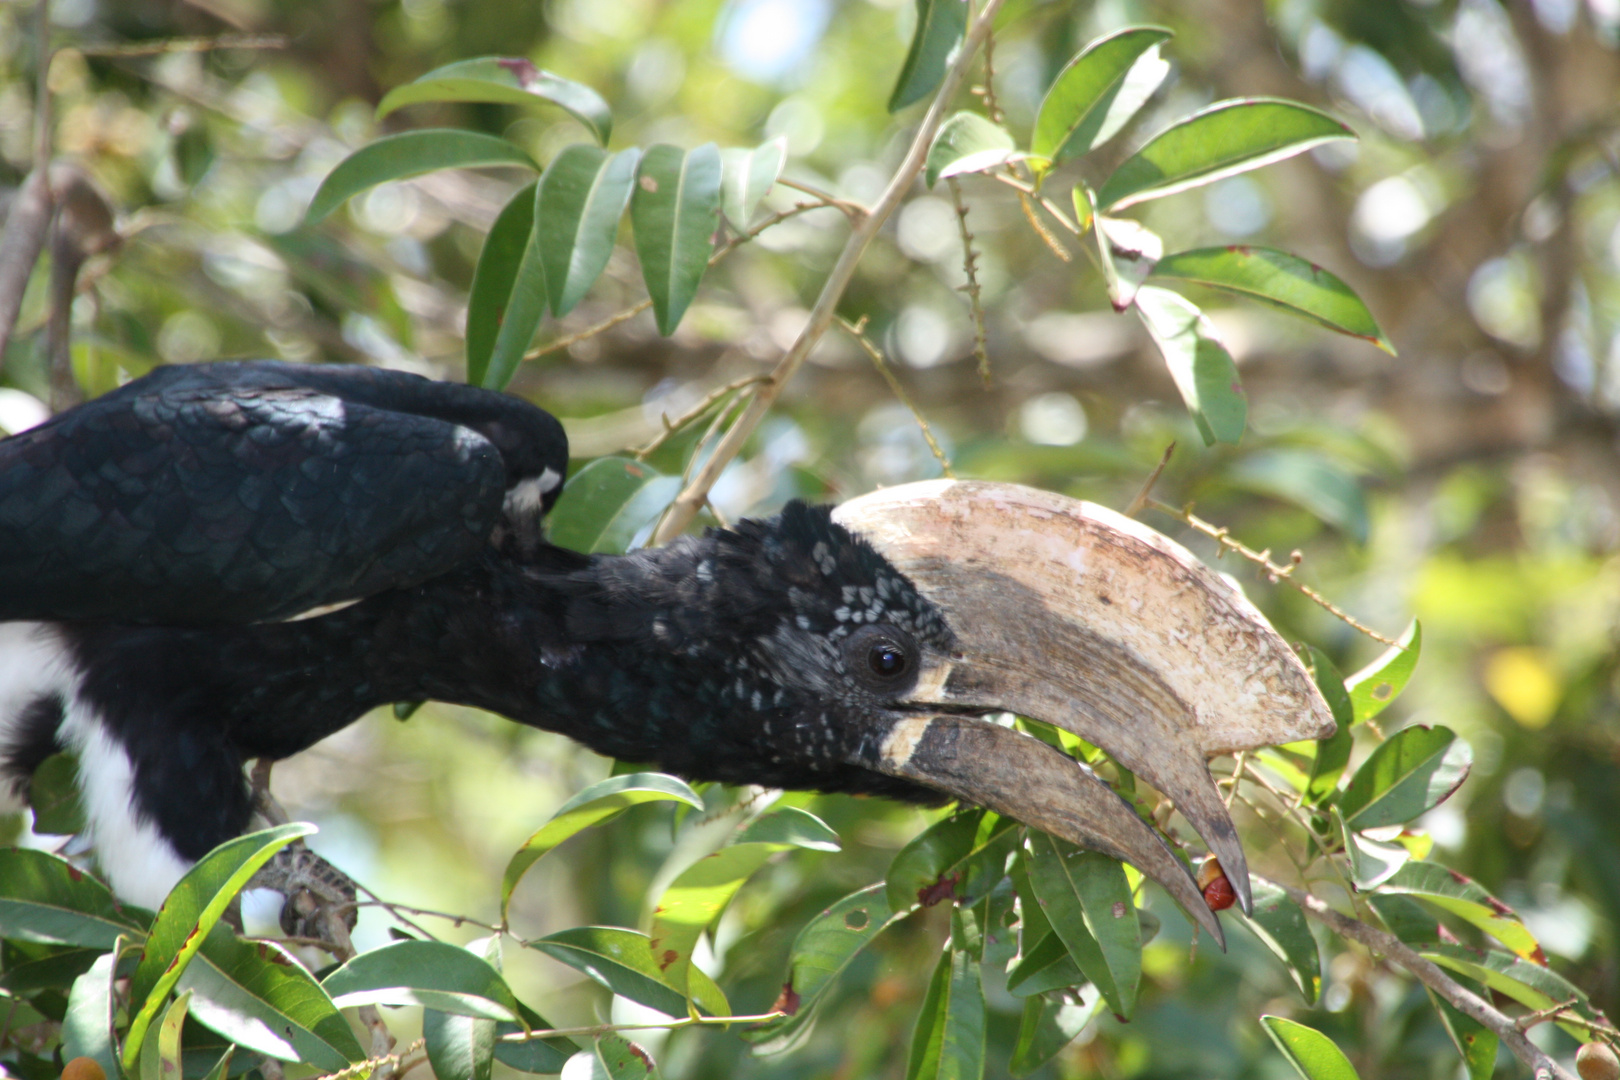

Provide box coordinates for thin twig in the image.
[991,173,1083,236]
[349,880,442,942]
[1123,443,1176,518]
[352,898,502,936]
[1148,499,1403,648]
[974,25,1004,125]
[835,315,954,476]
[1264,876,1580,1080]
[74,34,287,57]
[774,176,869,224]
[499,1011,786,1043]
[946,177,992,386]
[310,1038,425,1080]
[652,0,1010,544]
[1515,997,1583,1032]
[634,375,771,460]
[0,0,55,369]
[1016,191,1071,261]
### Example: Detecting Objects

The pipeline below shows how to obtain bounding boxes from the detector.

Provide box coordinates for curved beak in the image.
[833,480,1333,937]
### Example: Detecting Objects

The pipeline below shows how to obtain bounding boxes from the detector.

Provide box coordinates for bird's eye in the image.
[846,624,917,689]
[869,642,907,678]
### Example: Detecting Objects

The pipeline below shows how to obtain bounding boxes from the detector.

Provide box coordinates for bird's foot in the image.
[249,844,358,942]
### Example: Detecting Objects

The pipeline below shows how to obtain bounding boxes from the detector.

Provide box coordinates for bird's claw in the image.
[249,845,358,942]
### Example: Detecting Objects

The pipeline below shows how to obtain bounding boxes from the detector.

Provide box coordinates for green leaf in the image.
[62,947,123,1078]
[1010,993,1099,1077]
[1239,879,1321,1004]
[650,807,837,999]
[1345,621,1421,724]
[1094,214,1162,309]
[425,1007,495,1080]
[1149,246,1394,354]
[0,946,103,995]
[376,58,611,144]
[28,751,86,834]
[631,143,723,336]
[138,989,190,1080]
[181,925,363,1070]
[1031,27,1172,166]
[744,884,901,1049]
[1336,809,1410,889]
[124,824,312,1071]
[1133,285,1246,446]
[1025,832,1141,1018]
[1226,450,1368,542]
[1340,724,1470,829]
[905,907,987,1080]
[323,940,519,1020]
[1099,99,1354,210]
[564,1035,662,1079]
[526,926,727,1019]
[494,999,578,1075]
[467,180,542,391]
[542,458,680,556]
[0,849,147,948]
[1303,647,1354,805]
[1005,932,1084,998]
[502,773,701,919]
[1423,945,1597,1038]
[923,112,1020,188]
[1380,862,1542,961]
[538,144,641,317]
[305,130,537,223]
[1435,993,1499,1080]
[887,811,1018,913]
[1366,894,1442,948]
[719,138,786,231]
[1261,1016,1361,1080]
[888,0,969,112]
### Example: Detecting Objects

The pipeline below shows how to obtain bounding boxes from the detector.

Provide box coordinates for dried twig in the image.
[73,33,288,57]
[946,177,992,385]
[1123,442,1175,518]
[834,315,954,476]
[498,1011,786,1044]
[634,375,771,460]
[774,176,869,225]
[652,0,1010,544]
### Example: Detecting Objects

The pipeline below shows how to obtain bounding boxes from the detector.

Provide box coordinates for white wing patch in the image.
[503,467,563,521]
[0,622,75,811]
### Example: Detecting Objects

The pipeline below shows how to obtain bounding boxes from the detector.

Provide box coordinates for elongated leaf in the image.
[1011,993,1098,1077]
[1304,647,1354,805]
[503,773,701,918]
[744,884,900,1049]
[305,131,537,223]
[181,925,362,1070]
[1150,247,1393,354]
[28,750,86,834]
[1345,621,1421,724]
[377,58,612,144]
[1380,862,1542,961]
[1261,1016,1361,1080]
[1226,450,1368,542]
[527,926,727,1018]
[923,112,1020,188]
[1133,285,1246,446]
[1098,99,1354,211]
[467,180,542,391]
[0,849,147,948]
[905,908,987,1080]
[1025,832,1140,1017]
[125,824,312,1071]
[426,1007,495,1080]
[495,998,578,1075]
[889,0,969,112]
[1032,27,1172,166]
[1095,214,1162,310]
[1239,880,1320,1004]
[324,940,519,1019]
[650,807,838,998]
[1423,945,1597,1037]
[1340,725,1471,829]
[539,145,641,317]
[632,143,723,335]
[719,138,786,231]
[1435,993,1499,1080]
[1337,810,1409,890]
[138,989,190,1080]
[1366,894,1442,947]
[1006,932,1085,998]
[543,459,680,555]
[0,947,103,995]
[62,947,122,1077]
[887,812,1018,912]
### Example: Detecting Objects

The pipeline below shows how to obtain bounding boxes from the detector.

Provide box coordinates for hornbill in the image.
[0,361,1332,945]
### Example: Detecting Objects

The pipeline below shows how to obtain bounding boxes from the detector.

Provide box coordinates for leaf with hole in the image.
[1345,620,1421,724]
[1261,1016,1361,1080]
[538,145,641,317]
[502,774,701,918]
[632,144,723,336]
[889,0,969,112]
[720,138,786,231]
[1133,285,1246,445]
[924,112,1021,188]
[467,181,543,391]
[1032,27,1172,167]
[1340,724,1470,829]
[1098,99,1354,211]
[1150,246,1393,354]
[376,58,611,144]
[305,131,537,223]
[543,459,681,556]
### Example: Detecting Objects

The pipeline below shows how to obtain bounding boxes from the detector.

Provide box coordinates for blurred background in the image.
[1,0,1618,1077]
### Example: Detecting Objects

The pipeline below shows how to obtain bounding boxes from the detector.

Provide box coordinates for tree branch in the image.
[1262,875,1578,1080]
[650,0,1009,544]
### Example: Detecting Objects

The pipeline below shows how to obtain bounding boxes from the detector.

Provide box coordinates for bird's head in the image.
[572,480,1332,945]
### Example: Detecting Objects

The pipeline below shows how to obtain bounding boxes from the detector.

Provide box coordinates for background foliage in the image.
[2,1,1619,1079]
